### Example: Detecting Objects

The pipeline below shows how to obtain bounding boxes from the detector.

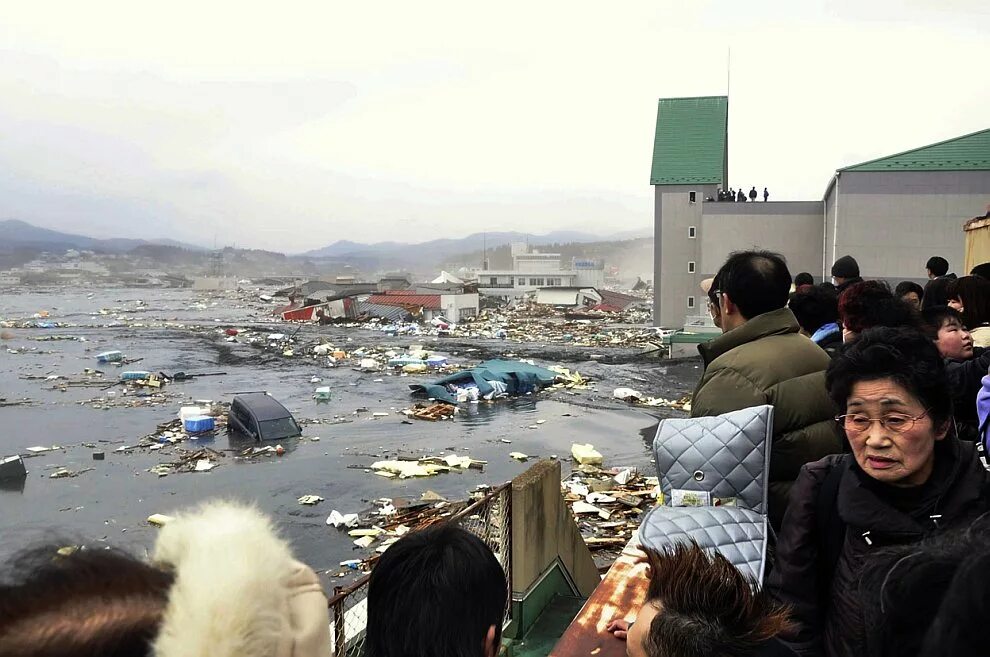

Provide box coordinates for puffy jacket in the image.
[945,347,990,442]
[692,307,842,528]
[766,438,988,657]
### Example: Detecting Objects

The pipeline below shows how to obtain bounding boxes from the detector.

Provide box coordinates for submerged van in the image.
[228,392,302,441]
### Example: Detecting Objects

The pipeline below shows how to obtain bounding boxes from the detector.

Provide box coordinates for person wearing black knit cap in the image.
[830,255,863,294]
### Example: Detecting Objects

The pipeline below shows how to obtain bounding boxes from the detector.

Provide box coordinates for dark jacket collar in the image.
[697,307,800,367]
[837,437,986,537]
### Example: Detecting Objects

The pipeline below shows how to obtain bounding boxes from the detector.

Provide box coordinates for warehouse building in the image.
[651,95,990,328]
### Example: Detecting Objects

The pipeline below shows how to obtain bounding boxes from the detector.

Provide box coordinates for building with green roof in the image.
[651,98,990,330]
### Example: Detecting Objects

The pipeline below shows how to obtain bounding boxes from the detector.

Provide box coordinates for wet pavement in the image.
[0,288,698,582]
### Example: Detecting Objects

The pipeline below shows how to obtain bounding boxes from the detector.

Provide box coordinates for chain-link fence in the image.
[327,483,513,656]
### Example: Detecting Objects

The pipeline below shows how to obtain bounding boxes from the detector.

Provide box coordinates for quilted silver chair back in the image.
[653,404,773,514]
[638,405,774,581]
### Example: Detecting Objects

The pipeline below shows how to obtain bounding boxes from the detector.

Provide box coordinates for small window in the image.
[518,278,525,285]
[529,278,538,286]
[689,191,697,203]
[687,296,696,309]
[688,226,696,239]
[688,261,696,274]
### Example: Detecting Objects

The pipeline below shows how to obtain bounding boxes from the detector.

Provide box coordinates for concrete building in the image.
[651,95,990,328]
[476,243,605,298]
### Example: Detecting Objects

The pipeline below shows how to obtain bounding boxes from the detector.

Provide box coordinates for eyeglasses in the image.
[835,410,930,434]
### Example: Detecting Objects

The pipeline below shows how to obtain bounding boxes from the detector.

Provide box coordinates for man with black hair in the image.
[789,286,841,357]
[692,250,841,529]
[895,280,925,310]
[607,543,794,657]
[366,523,507,657]
[970,261,990,280]
[922,255,957,309]
[793,272,814,292]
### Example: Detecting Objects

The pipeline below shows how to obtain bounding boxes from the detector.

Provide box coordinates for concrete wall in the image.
[654,184,714,327]
[830,170,990,279]
[700,201,824,278]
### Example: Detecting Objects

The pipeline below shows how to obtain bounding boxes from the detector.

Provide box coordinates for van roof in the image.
[233,392,293,421]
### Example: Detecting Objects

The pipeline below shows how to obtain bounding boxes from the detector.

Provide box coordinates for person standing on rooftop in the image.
[764,187,770,202]
[737,188,747,202]
[749,186,758,202]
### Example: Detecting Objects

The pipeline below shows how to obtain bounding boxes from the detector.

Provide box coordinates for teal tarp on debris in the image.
[409,359,558,403]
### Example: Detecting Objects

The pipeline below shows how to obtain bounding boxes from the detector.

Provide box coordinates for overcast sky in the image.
[1,1,987,253]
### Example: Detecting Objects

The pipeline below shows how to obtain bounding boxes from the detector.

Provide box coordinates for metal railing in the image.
[326,482,513,656]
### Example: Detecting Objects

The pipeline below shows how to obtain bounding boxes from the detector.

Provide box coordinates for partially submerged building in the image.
[651,95,990,327]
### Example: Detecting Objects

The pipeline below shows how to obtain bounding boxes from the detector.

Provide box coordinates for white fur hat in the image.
[151,501,331,657]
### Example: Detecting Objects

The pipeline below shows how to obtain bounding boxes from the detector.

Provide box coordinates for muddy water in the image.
[0,288,696,581]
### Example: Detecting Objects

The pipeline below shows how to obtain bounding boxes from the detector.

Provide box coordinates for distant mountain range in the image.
[300,228,651,260]
[0,219,201,253]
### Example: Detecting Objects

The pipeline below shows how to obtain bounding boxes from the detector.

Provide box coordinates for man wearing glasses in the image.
[692,250,841,530]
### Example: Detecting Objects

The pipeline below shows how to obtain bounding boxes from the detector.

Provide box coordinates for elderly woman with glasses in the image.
[766,326,990,657]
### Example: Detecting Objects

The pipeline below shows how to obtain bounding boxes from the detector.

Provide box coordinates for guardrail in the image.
[326,482,513,656]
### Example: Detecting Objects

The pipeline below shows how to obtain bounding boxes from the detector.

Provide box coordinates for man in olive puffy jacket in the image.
[694,251,842,529]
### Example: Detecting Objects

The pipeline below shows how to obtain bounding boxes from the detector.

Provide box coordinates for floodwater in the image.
[0,288,697,581]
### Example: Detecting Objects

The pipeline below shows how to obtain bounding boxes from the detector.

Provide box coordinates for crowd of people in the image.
[714,186,770,202]
[5,252,990,657]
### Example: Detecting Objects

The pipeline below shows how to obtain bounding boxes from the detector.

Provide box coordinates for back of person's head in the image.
[714,250,791,319]
[0,545,172,657]
[926,256,950,277]
[794,272,814,288]
[858,517,990,657]
[838,280,920,334]
[946,275,990,328]
[826,326,951,430]
[970,262,990,280]
[367,523,507,657]
[635,543,792,657]
[788,286,838,334]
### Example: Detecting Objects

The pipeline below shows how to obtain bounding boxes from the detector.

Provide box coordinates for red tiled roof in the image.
[366,294,441,310]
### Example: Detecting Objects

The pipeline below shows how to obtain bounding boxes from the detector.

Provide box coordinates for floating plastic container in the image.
[96,350,123,363]
[183,416,216,433]
[120,371,151,381]
[425,356,447,367]
[179,406,210,422]
[313,386,332,401]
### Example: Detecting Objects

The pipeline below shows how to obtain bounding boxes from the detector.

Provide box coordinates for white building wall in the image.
[831,171,990,280]
[440,293,480,321]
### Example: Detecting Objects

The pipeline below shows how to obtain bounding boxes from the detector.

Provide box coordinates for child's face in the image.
[935,319,974,360]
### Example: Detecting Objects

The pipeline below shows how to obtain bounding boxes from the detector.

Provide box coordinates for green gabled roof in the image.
[841,128,990,172]
[650,96,728,185]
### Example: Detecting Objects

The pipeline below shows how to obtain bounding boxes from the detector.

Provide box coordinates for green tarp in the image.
[409,359,558,403]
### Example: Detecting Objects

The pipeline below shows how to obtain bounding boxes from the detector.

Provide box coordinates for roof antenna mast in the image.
[726,47,731,98]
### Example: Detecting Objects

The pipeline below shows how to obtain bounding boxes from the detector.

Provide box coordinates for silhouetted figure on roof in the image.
[764,187,770,202]
[749,187,758,202]
[728,188,736,202]
[737,189,747,202]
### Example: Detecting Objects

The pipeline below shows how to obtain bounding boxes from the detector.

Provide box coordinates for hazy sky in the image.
[1,1,987,253]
